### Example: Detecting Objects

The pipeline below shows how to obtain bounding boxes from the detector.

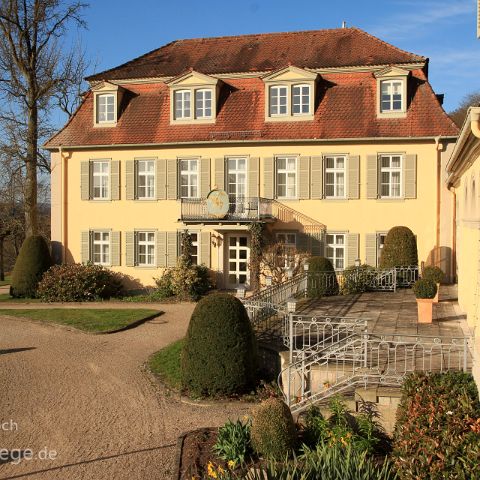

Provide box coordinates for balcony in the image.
[180,196,275,223]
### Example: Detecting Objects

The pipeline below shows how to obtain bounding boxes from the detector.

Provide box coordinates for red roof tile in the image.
[45,71,458,148]
[86,28,425,81]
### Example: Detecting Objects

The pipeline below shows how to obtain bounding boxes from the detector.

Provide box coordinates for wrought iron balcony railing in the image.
[180,196,275,222]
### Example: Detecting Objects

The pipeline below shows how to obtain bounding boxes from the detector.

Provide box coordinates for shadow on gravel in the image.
[0,347,36,356]
[0,444,177,479]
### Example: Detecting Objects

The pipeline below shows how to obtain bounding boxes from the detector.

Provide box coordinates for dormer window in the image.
[263,66,317,122]
[92,82,124,127]
[167,70,219,124]
[380,80,404,112]
[97,93,116,123]
[375,66,409,118]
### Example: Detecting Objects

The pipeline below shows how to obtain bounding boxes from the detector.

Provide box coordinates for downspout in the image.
[59,146,68,264]
[435,136,442,267]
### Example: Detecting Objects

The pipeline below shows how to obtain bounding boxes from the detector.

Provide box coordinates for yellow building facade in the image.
[46,28,459,290]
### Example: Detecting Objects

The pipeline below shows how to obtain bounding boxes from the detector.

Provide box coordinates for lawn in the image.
[149,338,184,390]
[0,275,11,286]
[0,308,161,333]
[0,294,42,303]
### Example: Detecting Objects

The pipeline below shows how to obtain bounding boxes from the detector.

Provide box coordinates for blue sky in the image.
[71,0,478,114]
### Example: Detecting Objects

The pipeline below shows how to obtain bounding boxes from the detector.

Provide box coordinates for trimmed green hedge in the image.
[10,235,52,298]
[181,293,257,396]
[379,226,418,269]
[393,372,480,479]
[307,256,339,297]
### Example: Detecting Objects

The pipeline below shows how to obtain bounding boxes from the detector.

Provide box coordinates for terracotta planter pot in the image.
[417,298,434,323]
[433,283,440,303]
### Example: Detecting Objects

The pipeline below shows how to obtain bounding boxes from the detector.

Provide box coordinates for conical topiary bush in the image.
[379,226,418,269]
[10,235,52,298]
[182,293,257,396]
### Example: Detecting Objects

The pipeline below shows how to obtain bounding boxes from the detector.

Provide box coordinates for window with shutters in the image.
[92,161,110,200]
[179,159,199,198]
[92,231,110,265]
[276,232,297,268]
[326,233,345,270]
[136,231,156,266]
[227,157,247,197]
[380,155,403,198]
[324,155,346,198]
[276,156,297,198]
[96,93,116,124]
[136,160,155,199]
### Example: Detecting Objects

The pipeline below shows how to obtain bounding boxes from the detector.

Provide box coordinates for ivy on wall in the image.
[249,222,265,292]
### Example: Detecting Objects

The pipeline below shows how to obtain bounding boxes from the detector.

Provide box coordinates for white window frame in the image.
[376,232,388,267]
[269,85,288,116]
[179,158,199,199]
[324,155,347,199]
[276,156,298,199]
[380,154,403,199]
[326,233,346,270]
[292,84,311,115]
[96,93,116,124]
[226,157,248,197]
[276,232,297,268]
[380,79,404,113]
[174,90,192,120]
[91,160,110,200]
[136,159,156,200]
[91,230,111,266]
[195,89,213,119]
[135,231,156,267]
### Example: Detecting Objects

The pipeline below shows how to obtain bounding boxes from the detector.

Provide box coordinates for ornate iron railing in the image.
[181,196,274,222]
[280,316,472,414]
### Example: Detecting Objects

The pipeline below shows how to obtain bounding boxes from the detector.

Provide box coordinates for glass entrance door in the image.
[227,235,250,288]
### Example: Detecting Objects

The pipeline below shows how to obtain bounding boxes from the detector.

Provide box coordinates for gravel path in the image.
[0,304,251,480]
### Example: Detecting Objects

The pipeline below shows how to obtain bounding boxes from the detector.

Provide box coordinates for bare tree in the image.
[0,0,87,236]
[449,91,480,128]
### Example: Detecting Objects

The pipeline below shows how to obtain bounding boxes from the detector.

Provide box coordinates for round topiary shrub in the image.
[379,226,418,269]
[37,263,123,302]
[10,235,52,298]
[413,278,437,299]
[422,266,445,284]
[251,397,297,460]
[307,256,339,297]
[181,293,257,396]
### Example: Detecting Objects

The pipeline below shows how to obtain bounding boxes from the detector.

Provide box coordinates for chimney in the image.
[342,21,347,28]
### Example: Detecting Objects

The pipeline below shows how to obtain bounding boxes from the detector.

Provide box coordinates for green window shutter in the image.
[215,157,225,190]
[249,157,259,197]
[125,231,135,266]
[348,155,360,199]
[156,159,167,200]
[346,233,360,267]
[156,231,166,268]
[200,157,211,197]
[404,154,417,199]
[167,231,178,267]
[366,155,378,199]
[81,161,90,200]
[299,156,310,199]
[200,231,211,267]
[110,160,120,200]
[365,233,377,267]
[167,159,178,200]
[296,232,309,252]
[81,231,90,263]
[263,157,274,199]
[125,160,135,200]
[310,156,324,200]
[311,231,325,256]
[111,231,121,266]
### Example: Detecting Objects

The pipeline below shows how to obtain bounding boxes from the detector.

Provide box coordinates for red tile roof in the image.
[86,28,425,81]
[45,70,458,149]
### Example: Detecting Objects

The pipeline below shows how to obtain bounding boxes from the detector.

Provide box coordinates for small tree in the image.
[260,242,309,285]
[379,226,418,269]
[10,235,52,297]
[180,229,194,267]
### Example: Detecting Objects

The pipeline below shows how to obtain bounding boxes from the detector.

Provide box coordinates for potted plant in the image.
[422,266,445,303]
[413,279,438,323]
